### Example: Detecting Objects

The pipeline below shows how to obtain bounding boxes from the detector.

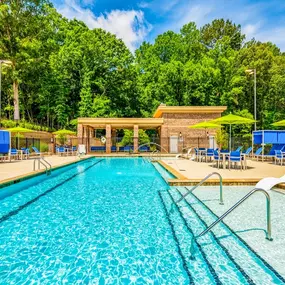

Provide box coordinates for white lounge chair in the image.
[175,148,192,159]
[78,144,86,155]
[255,174,285,191]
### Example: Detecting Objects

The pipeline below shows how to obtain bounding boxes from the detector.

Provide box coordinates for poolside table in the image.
[222,152,247,170]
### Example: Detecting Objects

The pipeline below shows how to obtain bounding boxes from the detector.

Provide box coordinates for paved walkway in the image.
[162,158,285,180]
[0,155,91,183]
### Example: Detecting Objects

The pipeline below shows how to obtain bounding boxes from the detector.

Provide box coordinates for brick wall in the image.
[160,112,222,152]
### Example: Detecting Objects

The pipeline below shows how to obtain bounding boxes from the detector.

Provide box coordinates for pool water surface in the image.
[0,158,284,284]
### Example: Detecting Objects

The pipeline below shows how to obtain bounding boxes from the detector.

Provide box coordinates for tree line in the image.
[1,0,285,131]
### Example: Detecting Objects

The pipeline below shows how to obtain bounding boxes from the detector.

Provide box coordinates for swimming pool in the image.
[0,158,284,284]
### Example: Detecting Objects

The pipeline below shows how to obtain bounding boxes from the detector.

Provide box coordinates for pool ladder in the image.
[33,157,52,175]
[171,172,224,208]
[169,172,273,257]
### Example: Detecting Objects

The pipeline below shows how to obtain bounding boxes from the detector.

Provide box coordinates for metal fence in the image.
[8,135,255,154]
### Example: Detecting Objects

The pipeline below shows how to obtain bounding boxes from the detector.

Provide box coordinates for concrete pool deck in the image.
[0,155,93,185]
[160,158,285,187]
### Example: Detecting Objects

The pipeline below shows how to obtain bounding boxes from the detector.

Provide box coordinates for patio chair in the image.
[21,147,30,159]
[71,146,77,155]
[204,148,214,162]
[9,148,19,161]
[252,147,263,161]
[57,146,66,156]
[228,151,243,170]
[213,150,222,169]
[275,150,285,166]
[32,146,42,157]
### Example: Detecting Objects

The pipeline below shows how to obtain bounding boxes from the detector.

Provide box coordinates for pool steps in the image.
[162,190,249,284]
[161,188,285,284]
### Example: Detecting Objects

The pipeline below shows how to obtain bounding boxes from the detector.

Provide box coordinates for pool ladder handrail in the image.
[33,157,52,175]
[176,172,224,205]
[190,187,273,257]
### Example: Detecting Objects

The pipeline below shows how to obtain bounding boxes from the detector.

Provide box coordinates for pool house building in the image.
[77,105,227,153]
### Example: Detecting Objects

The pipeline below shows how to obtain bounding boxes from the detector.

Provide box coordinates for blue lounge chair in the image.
[253,147,263,161]
[242,147,252,155]
[264,144,285,160]
[228,151,243,170]
[235,146,243,152]
[90,146,106,152]
[111,146,117,152]
[32,146,42,157]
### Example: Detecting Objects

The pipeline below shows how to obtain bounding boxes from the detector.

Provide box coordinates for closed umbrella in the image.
[210,114,255,151]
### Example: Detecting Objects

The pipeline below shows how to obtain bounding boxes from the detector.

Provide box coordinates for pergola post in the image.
[133,125,139,153]
[77,123,83,144]
[106,124,111,154]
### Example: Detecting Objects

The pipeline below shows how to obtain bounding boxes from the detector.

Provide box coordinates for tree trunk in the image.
[13,79,20,121]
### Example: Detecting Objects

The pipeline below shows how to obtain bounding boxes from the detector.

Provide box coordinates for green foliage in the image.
[215,129,229,150]
[0,0,285,133]
[40,142,49,153]
[1,119,51,131]
[120,129,150,146]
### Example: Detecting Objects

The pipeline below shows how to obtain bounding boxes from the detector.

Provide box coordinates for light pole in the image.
[0,60,13,127]
[245,69,257,131]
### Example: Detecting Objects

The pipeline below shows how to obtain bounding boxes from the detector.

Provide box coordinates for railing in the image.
[150,150,162,161]
[174,172,224,205]
[190,187,273,257]
[33,157,52,175]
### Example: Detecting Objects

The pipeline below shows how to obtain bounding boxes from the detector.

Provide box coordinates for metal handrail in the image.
[33,157,52,175]
[176,172,224,205]
[150,150,161,161]
[190,187,273,256]
[135,142,169,154]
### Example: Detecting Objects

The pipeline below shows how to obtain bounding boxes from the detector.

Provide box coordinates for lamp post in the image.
[245,68,257,131]
[0,60,13,127]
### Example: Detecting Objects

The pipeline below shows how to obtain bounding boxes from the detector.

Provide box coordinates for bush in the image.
[120,129,150,146]
[216,129,229,150]
[40,142,49,153]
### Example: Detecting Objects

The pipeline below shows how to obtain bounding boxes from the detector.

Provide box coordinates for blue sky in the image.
[52,0,285,52]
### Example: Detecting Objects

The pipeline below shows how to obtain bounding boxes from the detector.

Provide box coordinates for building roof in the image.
[77,118,164,129]
[153,105,227,118]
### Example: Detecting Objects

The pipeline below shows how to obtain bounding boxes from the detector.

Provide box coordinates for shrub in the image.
[40,142,49,153]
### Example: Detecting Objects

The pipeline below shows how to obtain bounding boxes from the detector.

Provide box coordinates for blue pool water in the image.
[0,158,284,284]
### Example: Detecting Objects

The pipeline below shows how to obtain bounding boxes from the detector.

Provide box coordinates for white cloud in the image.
[255,27,285,50]
[57,0,151,52]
